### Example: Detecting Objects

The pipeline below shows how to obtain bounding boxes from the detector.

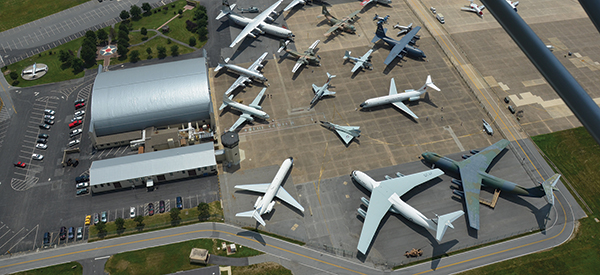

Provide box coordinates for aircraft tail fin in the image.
[418,75,440,94]
[541,174,560,205]
[326,72,336,80]
[236,210,266,226]
[216,1,235,20]
[278,39,289,53]
[219,94,234,110]
[214,57,230,72]
[372,22,387,43]
[343,51,351,61]
[433,210,464,242]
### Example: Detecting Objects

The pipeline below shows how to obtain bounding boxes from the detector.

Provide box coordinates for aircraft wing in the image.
[458,170,482,230]
[248,52,268,72]
[308,40,321,51]
[275,186,305,212]
[249,88,267,109]
[347,10,361,20]
[323,89,335,96]
[292,61,304,73]
[461,7,476,12]
[225,75,250,96]
[325,23,342,36]
[229,114,251,132]
[22,68,33,74]
[357,191,393,254]
[361,49,374,61]
[283,0,303,12]
[380,169,444,196]
[234,183,270,193]
[391,101,418,119]
[229,0,283,47]
[459,139,510,173]
[336,129,355,145]
[312,84,320,92]
[351,62,364,73]
[360,0,374,6]
[383,26,421,65]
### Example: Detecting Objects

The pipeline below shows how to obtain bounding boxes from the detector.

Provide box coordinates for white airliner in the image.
[283,0,307,12]
[236,157,304,226]
[215,52,268,96]
[461,0,485,18]
[220,87,269,132]
[216,0,294,48]
[21,62,48,76]
[352,169,464,254]
[343,49,373,73]
[359,75,440,119]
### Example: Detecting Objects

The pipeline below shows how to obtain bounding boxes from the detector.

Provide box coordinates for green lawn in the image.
[104,238,264,275]
[129,30,157,46]
[0,0,88,32]
[1,36,91,88]
[460,127,600,275]
[232,262,293,275]
[109,36,195,66]
[129,0,190,31]
[9,261,82,275]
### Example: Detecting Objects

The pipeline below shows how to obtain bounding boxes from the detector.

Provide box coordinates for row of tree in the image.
[120,3,153,21]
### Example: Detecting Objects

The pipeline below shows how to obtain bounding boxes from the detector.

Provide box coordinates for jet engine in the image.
[254,196,263,208]
[265,16,274,23]
[266,200,276,213]
[408,96,421,101]
[361,197,370,207]
[451,179,463,188]
[357,208,367,219]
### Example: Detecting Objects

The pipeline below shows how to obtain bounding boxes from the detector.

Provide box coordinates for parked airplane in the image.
[235,157,304,226]
[461,0,485,18]
[352,169,464,254]
[393,22,414,36]
[310,72,336,107]
[360,76,440,119]
[216,0,294,48]
[22,62,48,76]
[360,0,392,6]
[320,121,361,145]
[371,21,424,65]
[220,87,269,132]
[506,0,519,11]
[237,6,259,13]
[215,52,268,96]
[373,14,389,24]
[278,39,321,73]
[318,6,361,36]
[343,50,373,73]
[482,119,493,135]
[421,139,561,230]
[284,0,307,12]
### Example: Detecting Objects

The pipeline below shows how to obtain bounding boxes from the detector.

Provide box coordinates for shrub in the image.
[119,10,130,20]
[9,71,18,80]
[134,216,144,227]
[129,50,140,63]
[141,37,148,41]
[157,46,167,59]
[170,45,179,57]
[146,47,152,54]
[140,27,147,36]
[189,37,196,47]
[115,218,125,231]
[166,38,171,44]
[186,20,198,32]
[11,80,19,86]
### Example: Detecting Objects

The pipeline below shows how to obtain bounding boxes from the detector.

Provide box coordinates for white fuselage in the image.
[229,14,294,39]
[226,101,269,120]
[222,63,267,81]
[360,89,421,108]
[256,158,293,215]
[351,171,436,231]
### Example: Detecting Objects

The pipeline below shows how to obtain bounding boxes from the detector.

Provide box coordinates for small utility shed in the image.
[89,143,216,193]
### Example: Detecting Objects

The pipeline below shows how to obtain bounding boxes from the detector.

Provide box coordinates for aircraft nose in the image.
[359,103,366,108]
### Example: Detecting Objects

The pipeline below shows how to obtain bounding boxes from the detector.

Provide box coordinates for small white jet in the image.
[21,62,48,76]
[220,87,269,132]
[359,75,440,119]
[360,0,392,7]
[236,157,304,226]
[482,119,493,135]
[353,169,464,254]
[320,121,361,145]
[373,14,389,24]
[284,0,308,12]
[215,52,268,96]
[461,0,485,18]
[216,0,294,48]
[343,50,373,73]
[310,72,336,107]
[506,0,519,11]
[393,22,413,36]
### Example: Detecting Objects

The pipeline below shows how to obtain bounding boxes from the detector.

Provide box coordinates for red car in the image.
[14,161,26,168]
[75,103,85,109]
[69,120,82,128]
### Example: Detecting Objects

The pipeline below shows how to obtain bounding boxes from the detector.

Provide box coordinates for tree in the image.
[95,222,107,235]
[97,29,108,45]
[198,27,208,41]
[142,3,152,16]
[188,37,196,47]
[85,30,97,44]
[9,71,18,80]
[59,50,70,62]
[118,22,129,34]
[140,27,147,36]
[129,50,140,63]
[120,10,130,20]
[197,202,210,220]
[170,45,179,57]
[130,5,142,20]
[170,208,181,224]
[115,218,125,231]
[109,26,116,41]
[118,30,129,42]
[146,47,152,55]
[71,58,84,73]
[80,46,97,67]
[117,44,129,60]
[134,216,144,227]
[157,46,167,59]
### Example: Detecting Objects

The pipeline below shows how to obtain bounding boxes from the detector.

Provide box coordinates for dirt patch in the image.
[114,259,130,272]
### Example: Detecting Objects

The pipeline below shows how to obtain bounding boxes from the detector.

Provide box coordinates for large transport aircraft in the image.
[215,52,269,96]
[235,158,304,226]
[421,139,561,230]
[371,21,424,65]
[352,169,464,255]
[21,62,48,77]
[359,75,440,119]
[279,39,321,73]
[283,0,308,12]
[220,87,269,132]
[216,0,294,48]
[317,6,361,36]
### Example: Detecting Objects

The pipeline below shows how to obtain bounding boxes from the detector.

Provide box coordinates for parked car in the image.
[75,103,85,109]
[70,116,83,122]
[14,161,26,168]
[32,154,44,160]
[68,227,75,240]
[39,123,51,129]
[36,138,47,144]
[44,119,54,125]
[74,110,85,116]
[59,226,67,240]
[176,196,183,209]
[76,227,83,240]
[85,215,91,226]
[508,105,516,114]
[70,128,83,137]
[69,120,82,128]
[75,175,89,183]
[68,139,80,147]
[76,188,88,195]
[43,232,51,246]
[130,207,136,218]
[38,133,49,139]
[36,143,47,149]
[148,203,154,216]
[504,96,510,104]
[74,99,85,105]
[101,211,107,223]
[159,200,165,213]
[76,182,89,189]
[44,109,55,115]
[94,213,99,224]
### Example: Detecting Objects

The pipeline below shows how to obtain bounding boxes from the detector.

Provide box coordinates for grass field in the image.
[129,1,190,31]
[104,238,264,275]
[129,30,158,46]
[460,127,600,275]
[0,0,88,32]
[9,261,82,275]
[1,36,90,88]
[109,36,196,66]
[232,262,293,275]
